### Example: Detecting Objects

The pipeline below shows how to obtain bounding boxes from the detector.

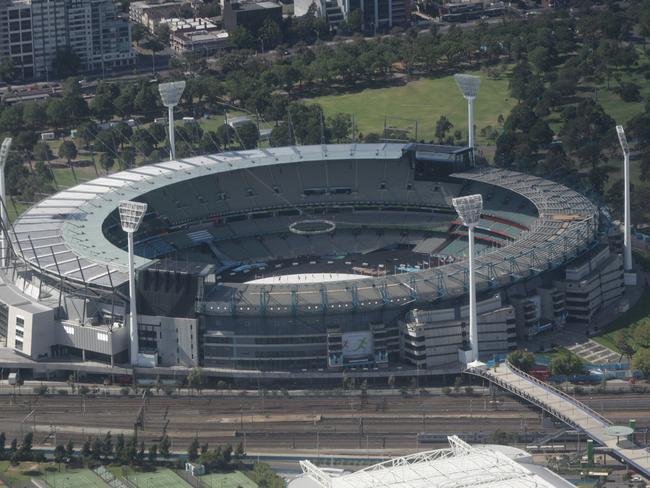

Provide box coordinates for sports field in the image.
[127,468,192,488]
[200,470,258,488]
[307,72,516,145]
[44,469,107,488]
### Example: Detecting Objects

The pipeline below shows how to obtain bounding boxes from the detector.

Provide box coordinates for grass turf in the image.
[126,467,192,488]
[306,72,516,145]
[43,468,108,488]
[590,289,650,354]
[199,470,258,488]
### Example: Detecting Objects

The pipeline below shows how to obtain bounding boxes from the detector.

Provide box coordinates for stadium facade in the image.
[0,143,624,378]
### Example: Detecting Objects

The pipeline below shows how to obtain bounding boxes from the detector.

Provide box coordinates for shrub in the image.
[57,389,68,395]
[120,387,130,396]
[442,386,452,395]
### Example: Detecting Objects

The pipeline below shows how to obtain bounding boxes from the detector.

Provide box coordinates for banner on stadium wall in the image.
[342,331,373,359]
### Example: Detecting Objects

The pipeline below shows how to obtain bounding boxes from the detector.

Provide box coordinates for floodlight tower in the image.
[452,194,483,366]
[616,125,633,274]
[0,138,12,266]
[158,81,186,161]
[118,200,148,366]
[454,74,481,150]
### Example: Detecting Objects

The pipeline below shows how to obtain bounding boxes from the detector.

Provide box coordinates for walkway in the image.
[467,362,650,479]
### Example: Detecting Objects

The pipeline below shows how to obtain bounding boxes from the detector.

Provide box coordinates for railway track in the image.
[0,393,645,452]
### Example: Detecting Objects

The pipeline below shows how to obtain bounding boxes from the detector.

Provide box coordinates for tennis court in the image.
[200,471,258,488]
[44,469,108,488]
[127,468,192,488]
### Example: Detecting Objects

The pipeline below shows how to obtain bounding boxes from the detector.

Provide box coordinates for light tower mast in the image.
[454,74,481,151]
[118,200,148,366]
[452,194,484,367]
[616,126,632,271]
[158,81,186,161]
[0,138,12,266]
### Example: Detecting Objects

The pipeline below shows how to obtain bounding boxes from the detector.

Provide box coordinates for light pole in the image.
[454,74,481,151]
[0,138,12,266]
[118,200,148,366]
[616,125,634,278]
[158,81,186,161]
[452,194,483,367]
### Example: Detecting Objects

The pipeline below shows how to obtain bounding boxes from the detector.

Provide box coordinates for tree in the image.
[65,440,75,461]
[259,19,282,51]
[81,438,92,460]
[132,24,147,46]
[91,436,103,460]
[529,46,554,73]
[632,348,650,377]
[329,113,352,143]
[115,434,125,463]
[0,432,5,460]
[187,367,203,394]
[435,115,454,144]
[508,350,535,372]
[0,58,16,83]
[46,99,69,130]
[52,47,81,79]
[54,444,66,470]
[633,320,650,348]
[99,153,115,174]
[230,26,255,50]
[147,443,158,464]
[136,441,145,466]
[34,142,54,163]
[250,462,285,488]
[187,437,200,462]
[549,350,584,376]
[612,329,635,360]
[19,432,33,461]
[234,442,245,465]
[119,147,136,169]
[58,140,77,165]
[236,121,260,149]
[618,82,641,102]
[23,103,47,131]
[103,431,113,460]
[91,91,116,122]
[159,435,171,459]
[154,23,171,43]
[0,105,24,135]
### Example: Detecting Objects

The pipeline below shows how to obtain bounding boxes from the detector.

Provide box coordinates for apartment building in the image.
[0,0,134,80]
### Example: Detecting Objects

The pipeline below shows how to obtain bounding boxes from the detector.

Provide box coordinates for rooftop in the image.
[298,436,575,488]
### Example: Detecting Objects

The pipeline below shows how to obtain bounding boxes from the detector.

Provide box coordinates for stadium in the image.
[0,137,617,382]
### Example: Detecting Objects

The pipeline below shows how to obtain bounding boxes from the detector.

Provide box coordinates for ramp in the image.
[467,362,650,479]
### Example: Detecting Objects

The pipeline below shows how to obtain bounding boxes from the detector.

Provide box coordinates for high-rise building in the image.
[0,0,134,81]
[294,0,410,32]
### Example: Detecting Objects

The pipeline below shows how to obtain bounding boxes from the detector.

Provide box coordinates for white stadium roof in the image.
[298,436,575,488]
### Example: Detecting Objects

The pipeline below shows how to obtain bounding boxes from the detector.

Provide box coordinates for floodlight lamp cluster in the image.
[454,74,481,99]
[0,138,12,168]
[158,81,186,107]
[118,201,148,233]
[616,125,629,154]
[452,194,483,227]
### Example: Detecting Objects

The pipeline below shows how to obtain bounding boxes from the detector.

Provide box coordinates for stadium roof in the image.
[298,436,575,488]
[9,144,599,309]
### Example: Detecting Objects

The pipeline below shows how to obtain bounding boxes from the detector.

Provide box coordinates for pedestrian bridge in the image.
[467,362,650,478]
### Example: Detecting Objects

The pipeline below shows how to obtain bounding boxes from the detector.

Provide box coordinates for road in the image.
[0,391,647,455]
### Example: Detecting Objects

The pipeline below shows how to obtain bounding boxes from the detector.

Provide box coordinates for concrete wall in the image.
[139,315,199,367]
